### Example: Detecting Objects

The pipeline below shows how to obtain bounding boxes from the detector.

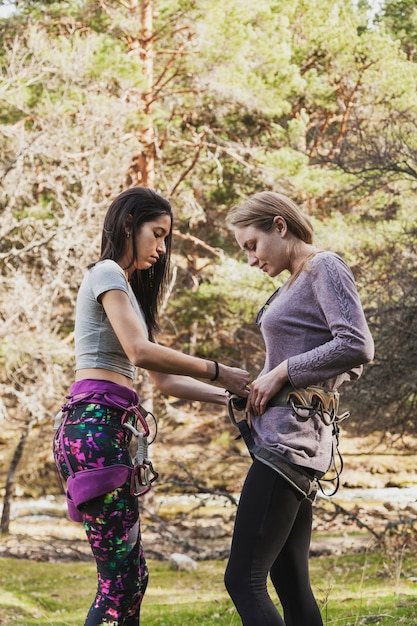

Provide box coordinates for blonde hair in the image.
[227,191,314,244]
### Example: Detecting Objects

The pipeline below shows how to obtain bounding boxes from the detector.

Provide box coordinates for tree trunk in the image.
[127,0,155,188]
[1,425,30,534]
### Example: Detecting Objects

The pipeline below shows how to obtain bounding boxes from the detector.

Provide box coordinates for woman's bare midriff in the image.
[75,368,134,388]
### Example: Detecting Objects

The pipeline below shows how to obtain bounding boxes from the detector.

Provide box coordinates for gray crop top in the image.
[74,259,147,379]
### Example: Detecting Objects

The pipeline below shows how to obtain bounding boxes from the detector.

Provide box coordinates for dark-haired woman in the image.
[53,187,250,625]
[224,191,374,626]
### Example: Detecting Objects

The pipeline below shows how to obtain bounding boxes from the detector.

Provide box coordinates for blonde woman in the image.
[225,191,374,626]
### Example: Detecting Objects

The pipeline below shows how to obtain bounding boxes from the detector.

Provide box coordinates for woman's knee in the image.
[225,557,264,601]
[224,559,243,599]
[224,561,234,595]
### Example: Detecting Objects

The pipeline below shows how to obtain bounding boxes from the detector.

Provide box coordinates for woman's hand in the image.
[218,364,251,397]
[247,361,288,416]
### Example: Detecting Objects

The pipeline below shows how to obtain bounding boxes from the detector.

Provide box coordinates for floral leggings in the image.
[53,402,148,625]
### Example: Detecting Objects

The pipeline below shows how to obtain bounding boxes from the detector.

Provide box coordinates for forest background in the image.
[0,0,417,541]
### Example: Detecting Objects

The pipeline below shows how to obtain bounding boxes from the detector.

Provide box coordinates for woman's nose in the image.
[157,240,166,255]
[248,252,258,267]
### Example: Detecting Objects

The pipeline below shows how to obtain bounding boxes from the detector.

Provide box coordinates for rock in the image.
[169,552,198,572]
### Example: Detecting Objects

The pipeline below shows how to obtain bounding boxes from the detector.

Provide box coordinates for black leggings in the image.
[224,460,323,626]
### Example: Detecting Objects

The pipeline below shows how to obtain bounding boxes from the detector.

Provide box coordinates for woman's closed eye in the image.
[154,231,168,245]
[244,242,256,254]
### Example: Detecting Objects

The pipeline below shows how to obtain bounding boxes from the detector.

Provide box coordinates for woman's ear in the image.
[273,215,287,235]
[124,214,133,237]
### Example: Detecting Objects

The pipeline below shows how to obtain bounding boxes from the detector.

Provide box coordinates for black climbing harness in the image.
[227,385,349,499]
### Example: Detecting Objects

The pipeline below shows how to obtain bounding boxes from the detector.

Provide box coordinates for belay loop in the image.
[123,404,159,497]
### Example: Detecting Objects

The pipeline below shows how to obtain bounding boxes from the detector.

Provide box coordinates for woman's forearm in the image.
[148,371,229,405]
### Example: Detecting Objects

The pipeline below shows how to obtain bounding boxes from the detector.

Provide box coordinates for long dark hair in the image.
[98,187,173,339]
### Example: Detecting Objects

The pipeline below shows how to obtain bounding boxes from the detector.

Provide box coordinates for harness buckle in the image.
[227,393,248,425]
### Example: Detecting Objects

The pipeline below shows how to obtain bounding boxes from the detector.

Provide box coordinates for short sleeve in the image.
[89,260,129,302]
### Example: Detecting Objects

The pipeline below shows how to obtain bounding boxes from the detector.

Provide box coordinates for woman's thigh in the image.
[229,460,304,573]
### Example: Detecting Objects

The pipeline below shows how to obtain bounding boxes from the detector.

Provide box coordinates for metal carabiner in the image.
[130,461,159,497]
[135,404,151,437]
[123,421,141,437]
[123,406,159,497]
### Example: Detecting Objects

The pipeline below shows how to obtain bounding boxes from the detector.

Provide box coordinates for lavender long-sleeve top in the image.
[252,251,374,473]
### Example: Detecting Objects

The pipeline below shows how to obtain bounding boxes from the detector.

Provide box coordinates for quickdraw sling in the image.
[286,385,350,427]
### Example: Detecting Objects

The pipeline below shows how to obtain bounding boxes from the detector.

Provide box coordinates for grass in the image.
[1,551,417,625]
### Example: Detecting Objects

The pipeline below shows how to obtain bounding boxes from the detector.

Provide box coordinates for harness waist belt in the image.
[267,382,294,408]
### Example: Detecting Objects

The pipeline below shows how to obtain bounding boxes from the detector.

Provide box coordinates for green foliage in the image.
[0,0,417,444]
[2,553,417,624]
[164,258,278,367]
[377,0,417,61]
